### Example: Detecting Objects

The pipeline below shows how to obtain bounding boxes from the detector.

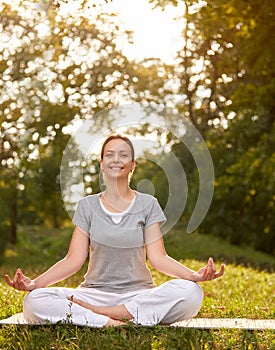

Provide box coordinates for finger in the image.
[201,259,215,281]
[209,258,220,279]
[208,257,216,273]
[14,268,22,284]
[203,260,212,280]
[215,264,225,278]
[210,260,217,277]
[8,274,22,289]
[18,280,28,291]
[5,274,14,288]
[202,266,211,281]
[15,269,26,289]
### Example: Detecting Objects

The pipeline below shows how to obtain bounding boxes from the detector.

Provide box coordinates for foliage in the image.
[150,0,275,254]
[0,0,164,240]
[1,0,275,255]
[202,126,275,254]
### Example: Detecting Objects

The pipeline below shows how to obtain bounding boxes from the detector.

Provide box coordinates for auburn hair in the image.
[100,134,135,160]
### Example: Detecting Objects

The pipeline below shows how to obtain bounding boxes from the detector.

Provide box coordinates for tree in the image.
[191,0,275,253]
[150,0,275,253]
[0,0,165,240]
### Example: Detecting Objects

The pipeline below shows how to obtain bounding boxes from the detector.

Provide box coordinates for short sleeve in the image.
[72,198,92,234]
[144,197,167,229]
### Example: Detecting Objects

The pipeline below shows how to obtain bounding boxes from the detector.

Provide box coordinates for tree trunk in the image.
[9,190,17,244]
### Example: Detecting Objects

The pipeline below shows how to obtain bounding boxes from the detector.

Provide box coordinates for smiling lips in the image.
[110,166,123,170]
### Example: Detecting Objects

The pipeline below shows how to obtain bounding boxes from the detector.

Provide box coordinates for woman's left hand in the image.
[193,257,225,282]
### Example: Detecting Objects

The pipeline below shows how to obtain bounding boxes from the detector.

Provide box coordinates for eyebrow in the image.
[105,148,130,153]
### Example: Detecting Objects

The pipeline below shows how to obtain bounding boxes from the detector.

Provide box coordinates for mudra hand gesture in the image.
[5,268,35,291]
[193,257,225,282]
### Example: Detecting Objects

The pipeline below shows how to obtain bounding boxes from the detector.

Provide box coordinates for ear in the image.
[131,160,136,172]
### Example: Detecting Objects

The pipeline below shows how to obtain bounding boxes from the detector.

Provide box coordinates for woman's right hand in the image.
[5,268,35,291]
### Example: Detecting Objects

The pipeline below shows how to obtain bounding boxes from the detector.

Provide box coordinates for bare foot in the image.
[106,318,127,327]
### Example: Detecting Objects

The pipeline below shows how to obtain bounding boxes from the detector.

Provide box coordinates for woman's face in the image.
[100,138,135,180]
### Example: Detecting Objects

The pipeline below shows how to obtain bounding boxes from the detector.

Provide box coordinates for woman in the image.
[5,134,224,327]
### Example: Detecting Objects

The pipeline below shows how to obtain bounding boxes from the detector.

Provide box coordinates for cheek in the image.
[124,159,133,166]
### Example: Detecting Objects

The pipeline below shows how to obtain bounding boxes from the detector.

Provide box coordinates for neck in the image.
[101,180,135,213]
[103,179,133,201]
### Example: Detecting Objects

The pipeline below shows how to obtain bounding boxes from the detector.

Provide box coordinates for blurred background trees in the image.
[0,0,274,255]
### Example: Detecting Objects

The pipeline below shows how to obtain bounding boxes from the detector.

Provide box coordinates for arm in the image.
[145,223,224,282]
[5,226,90,291]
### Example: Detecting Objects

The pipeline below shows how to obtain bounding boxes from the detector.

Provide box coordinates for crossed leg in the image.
[68,279,204,326]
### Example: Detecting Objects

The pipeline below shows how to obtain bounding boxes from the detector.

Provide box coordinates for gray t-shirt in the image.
[73,191,166,293]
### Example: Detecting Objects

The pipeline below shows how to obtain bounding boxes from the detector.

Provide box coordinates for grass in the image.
[0,225,274,349]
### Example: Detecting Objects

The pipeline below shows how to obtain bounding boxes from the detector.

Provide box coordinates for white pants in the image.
[23,279,203,327]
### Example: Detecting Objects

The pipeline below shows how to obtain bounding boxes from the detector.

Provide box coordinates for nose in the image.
[113,153,120,162]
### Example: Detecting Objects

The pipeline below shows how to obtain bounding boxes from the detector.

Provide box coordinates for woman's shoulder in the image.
[135,191,158,205]
[77,193,101,206]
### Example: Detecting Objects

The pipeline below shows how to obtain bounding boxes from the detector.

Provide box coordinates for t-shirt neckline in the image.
[98,192,137,221]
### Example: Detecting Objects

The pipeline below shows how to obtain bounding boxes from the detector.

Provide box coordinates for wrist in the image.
[29,280,37,291]
[190,272,201,282]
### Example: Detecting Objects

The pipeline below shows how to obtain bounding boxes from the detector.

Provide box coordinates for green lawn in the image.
[0,225,274,349]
